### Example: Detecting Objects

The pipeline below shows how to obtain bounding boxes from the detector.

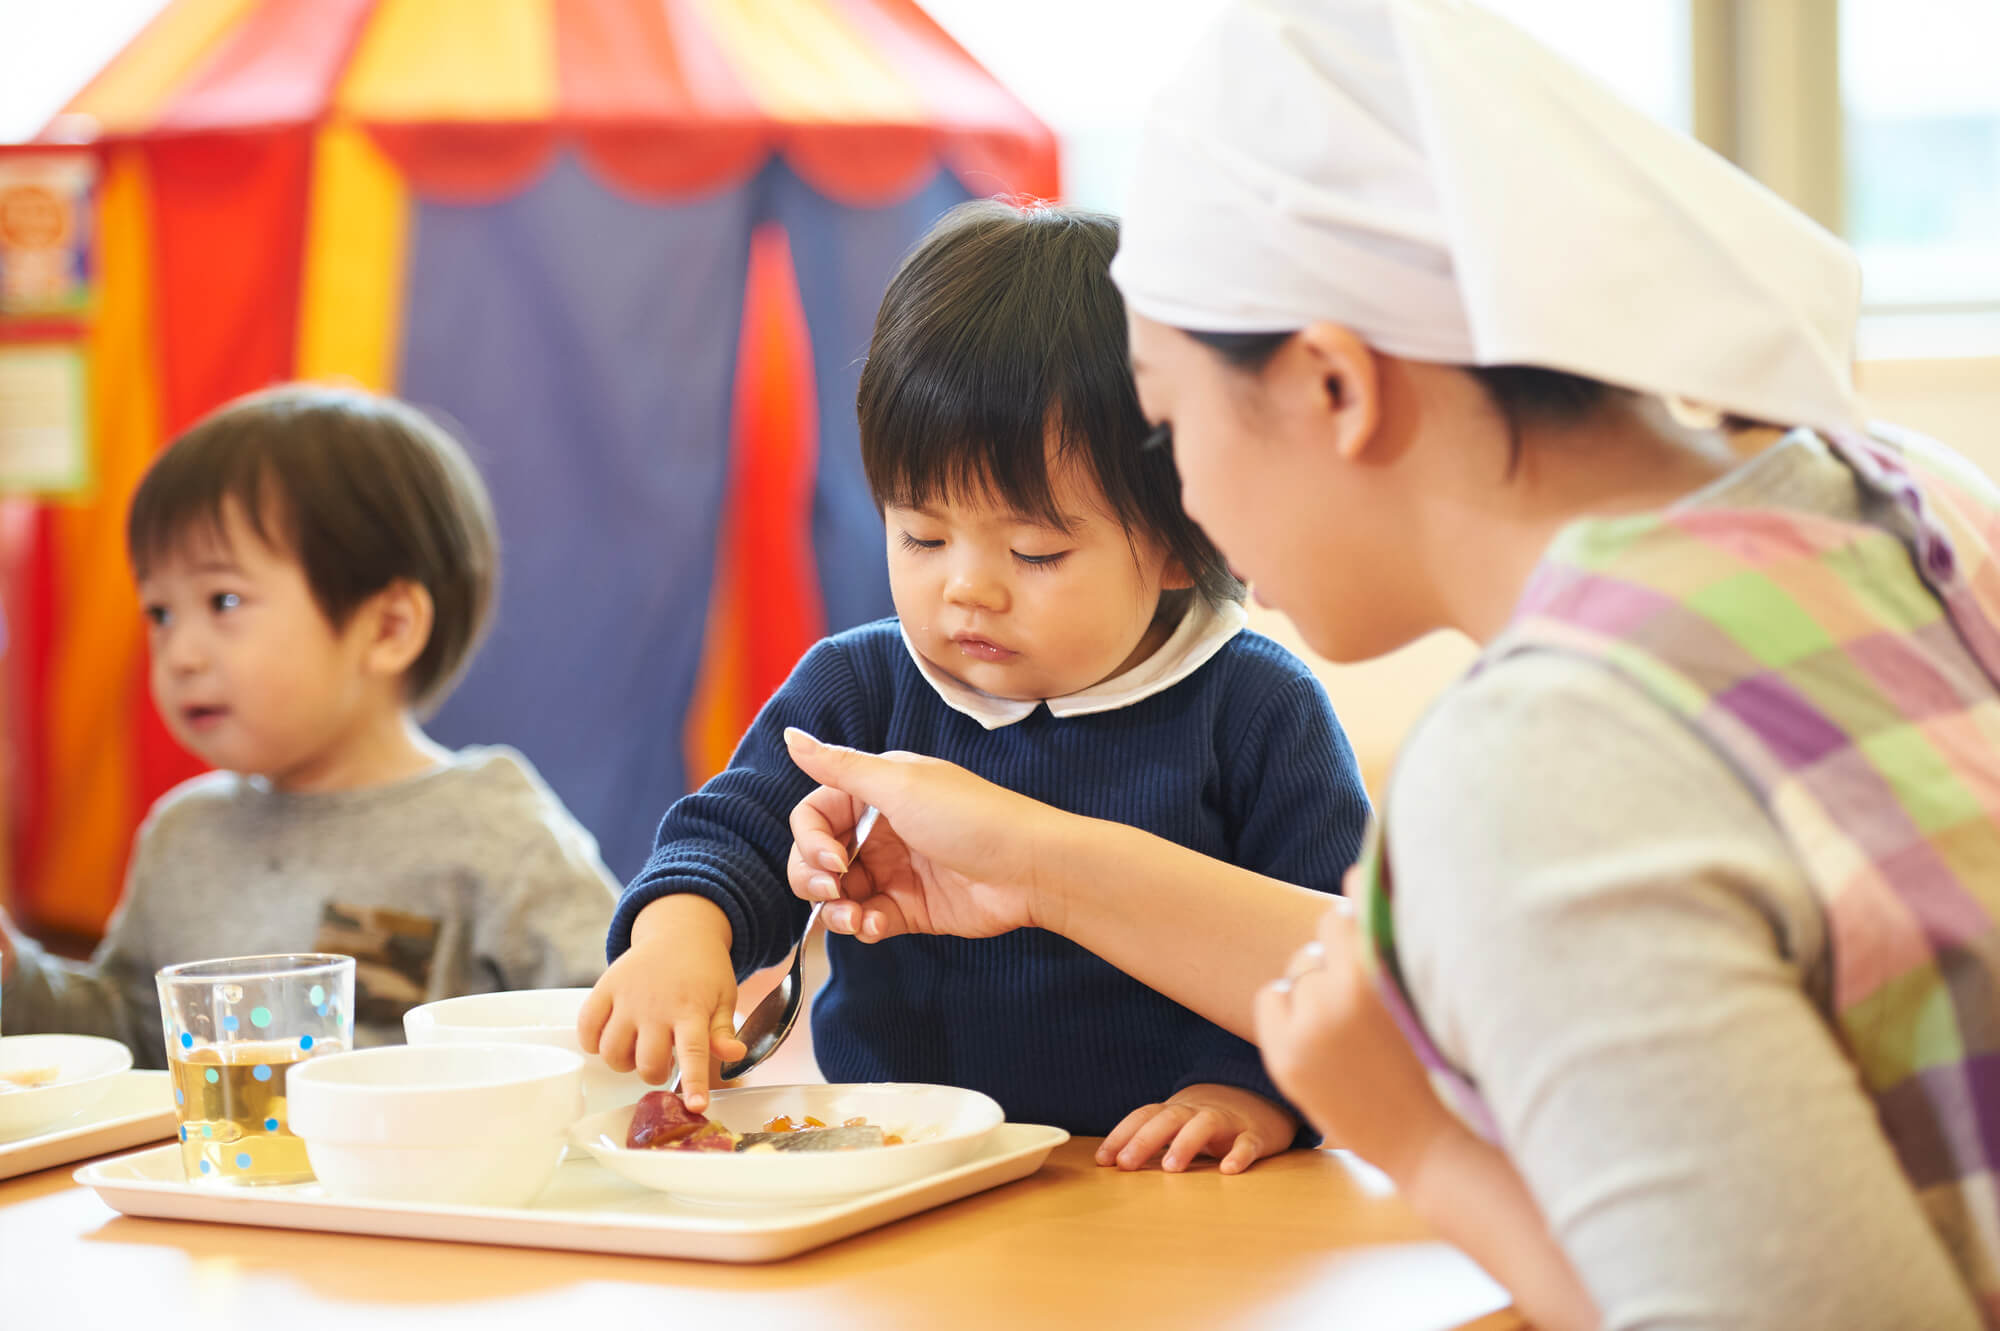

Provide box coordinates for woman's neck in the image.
[1427,402,1749,645]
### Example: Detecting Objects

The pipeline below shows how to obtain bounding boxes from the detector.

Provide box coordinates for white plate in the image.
[0,1070,177,1180]
[0,1034,134,1142]
[76,1122,1069,1263]
[572,1083,1005,1207]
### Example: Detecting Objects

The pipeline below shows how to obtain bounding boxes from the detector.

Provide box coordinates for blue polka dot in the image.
[252,1065,272,1082]
[222,1015,239,1032]
[250,1006,272,1029]
[174,1088,183,1105]
[179,1032,193,1049]
[199,1160,211,1175]
[264,1118,278,1132]
[309,985,325,1006]
[204,1068,218,1084]
[201,1125,213,1139]
[299,1035,314,1051]
[179,1126,187,1141]
[316,1003,328,1017]
[235,1153,252,1170]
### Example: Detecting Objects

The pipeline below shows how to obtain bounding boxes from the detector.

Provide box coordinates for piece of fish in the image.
[735,1125,887,1152]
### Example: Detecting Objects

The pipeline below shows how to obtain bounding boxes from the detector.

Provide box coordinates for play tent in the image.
[0,0,1056,936]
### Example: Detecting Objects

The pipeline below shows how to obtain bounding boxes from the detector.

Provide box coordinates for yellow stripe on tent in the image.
[691,0,926,125]
[62,0,261,136]
[39,148,161,935]
[337,0,557,121]
[296,122,409,391]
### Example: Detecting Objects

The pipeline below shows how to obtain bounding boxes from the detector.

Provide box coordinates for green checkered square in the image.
[1687,571,1837,667]
[1859,724,1989,834]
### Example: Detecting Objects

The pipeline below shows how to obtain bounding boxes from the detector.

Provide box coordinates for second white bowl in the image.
[403,988,651,1117]
[287,1042,583,1207]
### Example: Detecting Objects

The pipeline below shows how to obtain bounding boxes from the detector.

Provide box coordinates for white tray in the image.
[77,1122,1070,1263]
[0,1070,177,1181]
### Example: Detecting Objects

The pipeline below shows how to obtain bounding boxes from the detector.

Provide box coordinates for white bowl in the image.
[287,1043,584,1207]
[403,988,652,1117]
[570,1082,1004,1207]
[0,1035,133,1142]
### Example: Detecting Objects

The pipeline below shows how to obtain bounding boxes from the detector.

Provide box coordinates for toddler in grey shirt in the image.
[0,385,615,1063]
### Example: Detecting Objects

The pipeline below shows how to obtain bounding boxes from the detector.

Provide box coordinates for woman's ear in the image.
[360,579,435,682]
[1293,322,1383,463]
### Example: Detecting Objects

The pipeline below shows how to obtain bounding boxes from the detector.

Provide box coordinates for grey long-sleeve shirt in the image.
[2,746,617,1065]
[1388,433,1983,1330]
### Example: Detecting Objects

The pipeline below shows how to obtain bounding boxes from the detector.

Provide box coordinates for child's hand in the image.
[576,896,746,1113]
[1096,1082,1296,1175]
[1253,880,1457,1183]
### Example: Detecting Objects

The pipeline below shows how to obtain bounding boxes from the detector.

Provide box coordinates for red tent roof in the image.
[45,0,1058,205]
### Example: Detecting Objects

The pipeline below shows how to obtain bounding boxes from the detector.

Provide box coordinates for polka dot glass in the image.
[155,954,354,1187]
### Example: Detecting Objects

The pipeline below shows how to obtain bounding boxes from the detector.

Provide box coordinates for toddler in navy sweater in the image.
[581,202,1369,1173]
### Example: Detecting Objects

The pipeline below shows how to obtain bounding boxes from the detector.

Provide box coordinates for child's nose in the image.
[943,566,1007,612]
[159,626,207,674]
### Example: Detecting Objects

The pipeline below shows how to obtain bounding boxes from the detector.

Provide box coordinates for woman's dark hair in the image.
[859,200,1242,609]
[1185,330,1616,473]
[128,383,499,710]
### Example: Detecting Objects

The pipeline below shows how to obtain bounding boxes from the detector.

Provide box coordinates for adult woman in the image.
[782,2,1998,1327]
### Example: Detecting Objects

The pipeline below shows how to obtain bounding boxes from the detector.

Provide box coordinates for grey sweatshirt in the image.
[2,746,617,1066]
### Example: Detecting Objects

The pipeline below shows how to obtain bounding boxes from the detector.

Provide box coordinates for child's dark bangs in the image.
[127,427,288,578]
[866,356,1072,532]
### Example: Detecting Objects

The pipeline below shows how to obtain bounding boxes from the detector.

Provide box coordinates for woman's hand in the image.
[783,728,1063,942]
[1253,880,1459,1182]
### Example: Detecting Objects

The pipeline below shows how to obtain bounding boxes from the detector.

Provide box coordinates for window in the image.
[1842,0,2000,311]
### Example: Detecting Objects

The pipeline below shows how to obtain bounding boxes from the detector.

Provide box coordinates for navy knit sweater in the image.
[609,618,1369,1136]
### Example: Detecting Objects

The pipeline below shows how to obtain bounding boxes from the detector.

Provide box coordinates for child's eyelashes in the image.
[899,530,1069,570]
[1012,551,1070,569]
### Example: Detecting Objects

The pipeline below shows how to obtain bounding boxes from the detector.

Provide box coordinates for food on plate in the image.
[626,1091,905,1152]
[0,1066,60,1092]
[626,1087,714,1148]
[737,1124,887,1151]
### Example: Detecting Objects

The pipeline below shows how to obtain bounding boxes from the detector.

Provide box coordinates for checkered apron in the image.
[1362,427,2000,1321]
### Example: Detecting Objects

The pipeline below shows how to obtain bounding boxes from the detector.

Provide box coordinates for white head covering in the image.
[1109,0,1863,435]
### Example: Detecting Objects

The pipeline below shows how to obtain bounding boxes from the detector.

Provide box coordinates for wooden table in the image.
[0,1134,1522,1331]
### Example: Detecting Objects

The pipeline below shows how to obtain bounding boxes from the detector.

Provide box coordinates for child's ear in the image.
[361,580,435,681]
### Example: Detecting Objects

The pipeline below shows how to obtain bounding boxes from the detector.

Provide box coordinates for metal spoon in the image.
[718,806,878,1083]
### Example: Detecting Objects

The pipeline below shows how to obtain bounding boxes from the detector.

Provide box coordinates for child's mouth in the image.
[182,704,229,730]
[952,634,1017,663]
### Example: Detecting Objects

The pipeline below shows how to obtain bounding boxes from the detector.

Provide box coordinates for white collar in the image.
[900,597,1249,731]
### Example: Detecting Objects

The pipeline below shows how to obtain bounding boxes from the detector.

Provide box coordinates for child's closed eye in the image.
[1011,550,1070,569]
[898,532,944,553]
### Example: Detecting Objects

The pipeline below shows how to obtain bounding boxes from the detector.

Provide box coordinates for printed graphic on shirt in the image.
[313,903,442,1028]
